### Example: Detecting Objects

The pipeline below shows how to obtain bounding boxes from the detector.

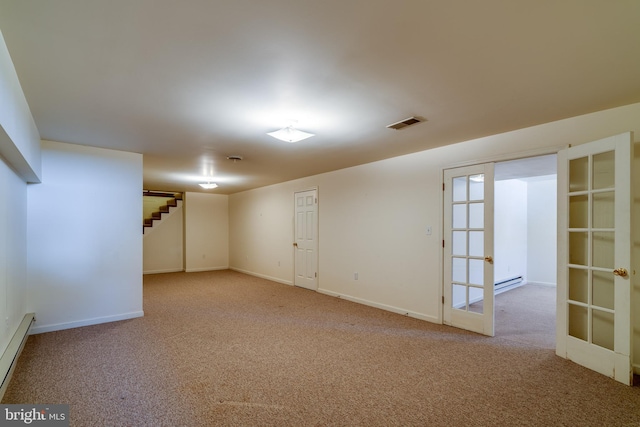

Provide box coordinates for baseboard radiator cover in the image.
[494,275,524,294]
[0,313,35,401]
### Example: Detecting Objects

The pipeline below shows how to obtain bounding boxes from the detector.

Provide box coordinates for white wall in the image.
[229,102,640,328]
[526,176,557,286]
[0,29,41,183]
[184,192,229,272]
[143,205,184,274]
[494,179,528,284]
[0,27,39,360]
[0,159,28,358]
[27,140,143,334]
[230,156,442,321]
[230,184,300,284]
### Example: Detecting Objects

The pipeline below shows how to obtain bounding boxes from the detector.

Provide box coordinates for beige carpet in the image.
[494,283,556,349]
[3,270,640,426]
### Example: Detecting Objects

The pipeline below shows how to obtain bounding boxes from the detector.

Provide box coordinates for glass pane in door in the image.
[592,151,614,189]
[592,192,614,228]
[568,268,588,303]
[592,271,614,310]
[569,157,589,192]
[452,231,467,256]
[592,310,614,351]
[468,286,483,314]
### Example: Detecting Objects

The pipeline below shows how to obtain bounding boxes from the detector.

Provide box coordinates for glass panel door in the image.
[443,163,494,336]
[559,132,633,385]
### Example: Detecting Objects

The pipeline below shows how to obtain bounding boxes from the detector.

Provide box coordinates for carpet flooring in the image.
[3,270,640,426]
[494,283,556,349]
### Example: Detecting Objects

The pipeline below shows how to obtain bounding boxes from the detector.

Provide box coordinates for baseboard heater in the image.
[0,313,35,401]
[495,276,523,293]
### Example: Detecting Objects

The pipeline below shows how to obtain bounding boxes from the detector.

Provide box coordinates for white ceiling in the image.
[1,1,639,194]
[495,154,557,181]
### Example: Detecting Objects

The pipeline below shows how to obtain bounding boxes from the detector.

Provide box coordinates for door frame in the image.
[441,146,564,332]
[293,186,319,290]
[441,138,636,384]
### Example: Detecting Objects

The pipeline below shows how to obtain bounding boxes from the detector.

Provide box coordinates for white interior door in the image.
[443,163,495,336]
[557,132,633,385]
[294,189,318,290]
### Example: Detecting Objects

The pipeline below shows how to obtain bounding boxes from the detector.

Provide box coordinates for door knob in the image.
[613,267,628,277]
[484,256,493,264]
[293,242,298,247]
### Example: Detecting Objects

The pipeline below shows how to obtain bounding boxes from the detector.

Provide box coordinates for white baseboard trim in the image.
[229,267,293,286]
[144,268,184,275]
[184,266,228,273]
[316,288,439,324]
[30,311,144,335]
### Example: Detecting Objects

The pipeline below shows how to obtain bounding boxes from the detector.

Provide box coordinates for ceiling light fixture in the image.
[267,125,314,143]
[199,182,218,189]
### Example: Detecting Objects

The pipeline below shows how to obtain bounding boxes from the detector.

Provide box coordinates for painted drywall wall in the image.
[143,205,184,274]
[0,29,40,183]
[0,28,39,360]
[229,102,640,329]
[26,140,143,334]
[231,157,441,320]
[0,159,28,359]
[184,192,229,272]
[527,177,557,286]
[494,179,528,284]
[230,184,300,284]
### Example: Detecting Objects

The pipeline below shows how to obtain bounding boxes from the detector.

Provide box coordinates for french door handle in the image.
[484,256,493,264]
[613,268,628,277]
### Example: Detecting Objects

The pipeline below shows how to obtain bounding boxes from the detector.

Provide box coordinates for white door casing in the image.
[443,163,495,336]
[294,189,318,290]
[557,132,634,385]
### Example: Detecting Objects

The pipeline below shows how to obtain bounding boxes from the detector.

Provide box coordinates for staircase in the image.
[143,192,183,234]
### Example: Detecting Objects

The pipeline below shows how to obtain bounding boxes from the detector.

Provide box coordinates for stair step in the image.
[143,193,183,234]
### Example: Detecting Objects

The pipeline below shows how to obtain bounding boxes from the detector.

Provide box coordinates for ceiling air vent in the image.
[386,116,425,130]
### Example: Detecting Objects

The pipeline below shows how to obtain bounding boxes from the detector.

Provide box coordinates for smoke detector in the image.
[386,116,426,130]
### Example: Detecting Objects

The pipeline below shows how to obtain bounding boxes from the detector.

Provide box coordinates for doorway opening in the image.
[493,154,557,348]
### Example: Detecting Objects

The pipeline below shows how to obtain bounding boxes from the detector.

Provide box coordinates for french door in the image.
[443,163,495,336]
[557,132,633,385]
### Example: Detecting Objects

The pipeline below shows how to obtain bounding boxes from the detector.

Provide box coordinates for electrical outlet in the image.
[426,226,432,235]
